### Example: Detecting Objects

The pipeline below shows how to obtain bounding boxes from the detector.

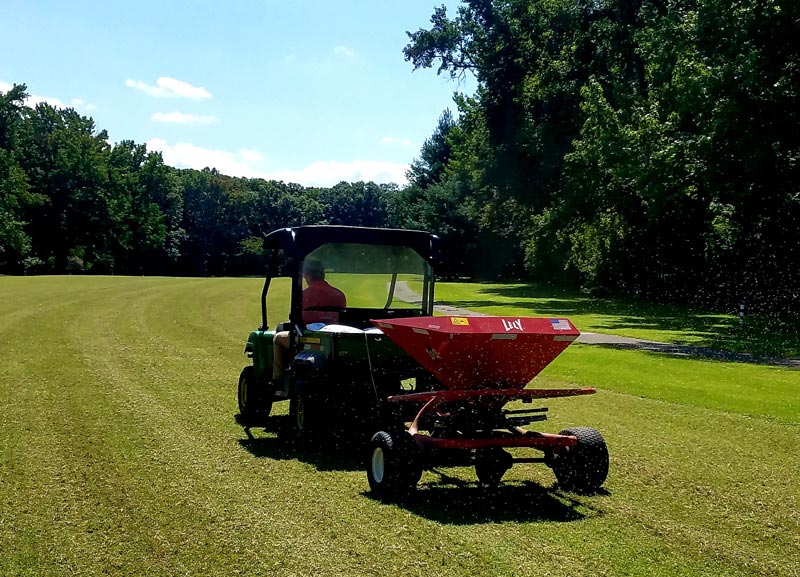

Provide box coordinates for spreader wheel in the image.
[551,427,609,492]
[474,447,513,487]
[367,430,422,499]
[238,366,271,424]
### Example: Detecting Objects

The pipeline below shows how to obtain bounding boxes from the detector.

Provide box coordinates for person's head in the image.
[302,259,325,282]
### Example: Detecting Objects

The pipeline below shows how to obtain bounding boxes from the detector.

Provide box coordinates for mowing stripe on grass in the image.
[1,277,798,576]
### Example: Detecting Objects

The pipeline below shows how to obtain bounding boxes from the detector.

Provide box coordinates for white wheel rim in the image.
[372,447,385,484]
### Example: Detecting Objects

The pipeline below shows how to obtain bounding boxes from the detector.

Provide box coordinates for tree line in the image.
[0,83,429,277]
[2,0,798,318]
[403,0,799,316]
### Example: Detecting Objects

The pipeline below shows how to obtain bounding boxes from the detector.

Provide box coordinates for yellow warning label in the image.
[450,317,470,326]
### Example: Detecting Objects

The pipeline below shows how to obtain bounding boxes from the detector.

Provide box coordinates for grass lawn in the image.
[1,276,798,576]
[430,282,800,358]
[327,272,425,309]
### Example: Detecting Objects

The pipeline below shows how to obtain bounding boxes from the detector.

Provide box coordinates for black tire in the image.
[551,427,609,492]
[238,366,272,423]
[367,430,422,499]
[474,447,513,487]
[289,394,306,439]
[288,392,320,443]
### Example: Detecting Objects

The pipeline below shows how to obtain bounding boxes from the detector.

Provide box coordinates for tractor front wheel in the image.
[551,427,609,492]
[367,430,422,500]
[238,366,271,424]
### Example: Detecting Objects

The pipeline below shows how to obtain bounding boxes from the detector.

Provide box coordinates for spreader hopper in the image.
[372,316,580,390]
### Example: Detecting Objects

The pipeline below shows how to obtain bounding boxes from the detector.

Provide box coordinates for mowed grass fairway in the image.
[1,276,799,576]
[430,282,800,358]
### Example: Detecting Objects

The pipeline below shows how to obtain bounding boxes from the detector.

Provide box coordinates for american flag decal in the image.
[551,319,571,331]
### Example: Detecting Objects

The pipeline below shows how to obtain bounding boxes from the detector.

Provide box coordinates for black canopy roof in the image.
[263,226,440,265]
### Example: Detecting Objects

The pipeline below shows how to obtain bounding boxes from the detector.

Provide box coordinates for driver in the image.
[299,259,346,325]
[272,259,346,385]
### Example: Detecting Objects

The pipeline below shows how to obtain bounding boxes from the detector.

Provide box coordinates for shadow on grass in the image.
[445,284,800,358]
[235,414,366,472]
[236,413,606,523]
[365,474,607,525]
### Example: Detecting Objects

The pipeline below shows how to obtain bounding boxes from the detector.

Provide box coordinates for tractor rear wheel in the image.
[551,427,609,492]
[474,447,513,487]
[367,430,422,500]
[289,393,316,442]
[238,366,271,424]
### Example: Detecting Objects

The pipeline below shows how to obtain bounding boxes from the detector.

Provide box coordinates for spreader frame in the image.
[385,387,596,451]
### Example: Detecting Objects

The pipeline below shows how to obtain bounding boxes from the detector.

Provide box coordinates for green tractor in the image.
[237,225,440,439]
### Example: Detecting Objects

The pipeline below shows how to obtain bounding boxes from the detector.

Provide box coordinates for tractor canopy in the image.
[260,226,440,330]
[263,226,440,264]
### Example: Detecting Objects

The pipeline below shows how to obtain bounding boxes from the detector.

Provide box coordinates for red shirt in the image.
[302,280,347,325]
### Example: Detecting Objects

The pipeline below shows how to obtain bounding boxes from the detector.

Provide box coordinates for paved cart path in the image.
[393,282,800,369]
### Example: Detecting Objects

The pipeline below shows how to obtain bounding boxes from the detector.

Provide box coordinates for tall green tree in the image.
[21,104,112,272]
[407,109,455,189]
[407,0,800,313]
[108,141,182,273]
[319,181,389,228]
[0,84,41,272]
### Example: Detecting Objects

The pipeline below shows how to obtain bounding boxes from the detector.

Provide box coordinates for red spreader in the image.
[368,315,595,452]
[364,316,608,495]
[372,315,580,390]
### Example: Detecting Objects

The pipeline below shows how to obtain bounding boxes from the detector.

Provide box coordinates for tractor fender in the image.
[244,330,276,382]
[244,332,257,354]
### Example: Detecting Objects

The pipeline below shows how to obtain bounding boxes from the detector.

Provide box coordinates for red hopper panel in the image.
[371,316,579,390]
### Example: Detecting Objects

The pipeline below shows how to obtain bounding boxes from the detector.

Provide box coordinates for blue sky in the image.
[1,0,474,186]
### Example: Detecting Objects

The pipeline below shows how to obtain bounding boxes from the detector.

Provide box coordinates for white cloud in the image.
[240,149,263,163]
[1,80,94,111]
[146,139,263,178]
[334,45,356,58]
[146,138,408,186]
[24,93,66,108]
[152,111,218,125]
[268,160,408,187]
[126,77,212,100]
[69,98,97,112]
[381,136,413,148]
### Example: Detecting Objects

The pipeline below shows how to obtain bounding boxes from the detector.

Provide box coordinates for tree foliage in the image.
[0,84,410,277]
[404,0,800,315]
[407,109,455,189]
